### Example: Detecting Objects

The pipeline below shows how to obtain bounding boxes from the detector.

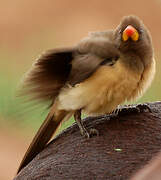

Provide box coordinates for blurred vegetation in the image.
[0,0,160,136]
[0,2,160,180]
[0,48,75,134]
[0,45,161,135]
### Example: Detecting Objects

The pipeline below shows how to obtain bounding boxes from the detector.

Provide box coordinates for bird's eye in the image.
[139,29,143,34]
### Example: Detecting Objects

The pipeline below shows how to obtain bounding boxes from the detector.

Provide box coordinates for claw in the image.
[89,128,99,137]
[117,104,151,116]
[81,128,99,138]
[136,104,152,113]
[112,106,121,117]
[80,127,90,138]
[74,110,99,138]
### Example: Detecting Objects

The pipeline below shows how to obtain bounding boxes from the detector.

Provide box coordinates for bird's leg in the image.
[74,110,99,138]
[74,110,90,138]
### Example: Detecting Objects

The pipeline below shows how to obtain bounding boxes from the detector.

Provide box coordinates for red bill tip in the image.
[124,25,136,37]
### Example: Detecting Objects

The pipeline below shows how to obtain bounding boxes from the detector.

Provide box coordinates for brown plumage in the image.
[17,15,155,173]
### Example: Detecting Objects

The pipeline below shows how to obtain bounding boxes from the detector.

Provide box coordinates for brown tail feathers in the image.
[17,106,71,174]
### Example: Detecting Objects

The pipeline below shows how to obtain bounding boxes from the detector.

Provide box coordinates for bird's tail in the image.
[17,103,72,174]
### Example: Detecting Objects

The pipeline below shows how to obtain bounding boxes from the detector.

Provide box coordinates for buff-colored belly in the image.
[57,60,144,115]
[58,63,140,114]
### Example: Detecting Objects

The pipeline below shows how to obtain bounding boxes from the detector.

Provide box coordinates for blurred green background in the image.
[0,0,161,179]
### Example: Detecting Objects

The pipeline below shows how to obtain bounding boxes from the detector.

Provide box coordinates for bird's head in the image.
[114,15,153,66]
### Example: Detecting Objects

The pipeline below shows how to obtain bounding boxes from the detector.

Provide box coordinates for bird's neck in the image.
[121,52,144,74]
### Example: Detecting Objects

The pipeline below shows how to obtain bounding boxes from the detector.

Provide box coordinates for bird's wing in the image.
[68,37,119,86]
[19,47,74,105]
[19,35,119,106]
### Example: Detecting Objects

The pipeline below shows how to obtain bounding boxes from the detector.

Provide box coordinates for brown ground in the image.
[14,102,161,180]
[1,0,161,179]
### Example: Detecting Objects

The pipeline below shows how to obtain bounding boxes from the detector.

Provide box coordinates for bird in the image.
[17,15,155,173]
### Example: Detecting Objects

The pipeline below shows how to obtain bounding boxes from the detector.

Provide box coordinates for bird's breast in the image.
[57,60,144,115]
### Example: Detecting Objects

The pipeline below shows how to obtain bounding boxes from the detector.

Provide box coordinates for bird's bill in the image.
[122,25,139,42]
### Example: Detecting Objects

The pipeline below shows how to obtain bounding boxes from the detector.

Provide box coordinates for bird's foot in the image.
[89,128,99,137]
[136,103,152,113]
[74,110,99,138]
[79,126,90,138]
[111,106,122,117]
[80,127,99,138]
[118,103,152,115]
